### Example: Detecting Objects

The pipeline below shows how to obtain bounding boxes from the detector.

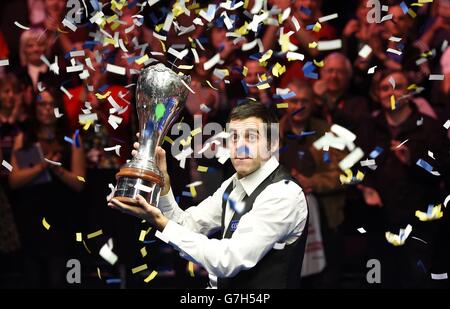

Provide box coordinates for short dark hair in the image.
[228,100,278,124]
[228,100,279,146]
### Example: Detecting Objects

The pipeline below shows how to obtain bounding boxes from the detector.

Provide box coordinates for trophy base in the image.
[114,167,164,207]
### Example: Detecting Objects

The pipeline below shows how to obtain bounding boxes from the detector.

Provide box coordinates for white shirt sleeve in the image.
[156,180,308,278]
[158,178,233,235]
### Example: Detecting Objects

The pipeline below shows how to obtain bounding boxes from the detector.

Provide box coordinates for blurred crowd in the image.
[0,0,449,288]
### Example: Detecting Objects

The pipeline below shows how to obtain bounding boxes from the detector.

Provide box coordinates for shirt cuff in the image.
[158,187,177,214]
[155,220,183,246]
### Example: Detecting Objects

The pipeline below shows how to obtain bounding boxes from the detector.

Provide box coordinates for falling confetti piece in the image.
[87,229,103,239]
[0,59,9,66]
[188,262,195,277]
[97,267,102,279]
[140,247,147,257]
[415,204,443,221]
[385,224,412,246]
[357,227,367,234]
[42,217,51,230]
[76,233,82,242]
[14,21,30,30]
[132,264,148,274]
[197,165,208,172]
[1,160,13,172]
[144,270,158,283]
[77,176,86,182]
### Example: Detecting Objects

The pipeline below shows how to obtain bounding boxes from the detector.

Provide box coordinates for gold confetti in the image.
[390,95,396,110]
[313,59,325,67]
[242,66,248,76]
[144,270,158,283]
[272,63,286,77]
[312,22,322,32]
[163,136,174,145]
[132,264,148,274]
[42,217,51,230]
[206,80,219,90]
[87,229,103,239]
[188,261,195,277]
[189,186,197,198]
[308,42,318,49]
[135,54,149,65]
[95,91,111,99]
[197,166,208,172]
[82,240,92,254]
[77,176,86,182]
[276,103,289,109]
[190,127,202,136]
[257,82,270,90]
[76,232,82,242]
[140,246,147,258]
[97,267,102,279]
[415,204,443,221]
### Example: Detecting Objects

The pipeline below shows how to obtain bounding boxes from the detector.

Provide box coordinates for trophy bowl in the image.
[114,63,190,206]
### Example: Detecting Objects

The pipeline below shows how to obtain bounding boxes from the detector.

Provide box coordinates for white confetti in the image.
[0,59,9,66]
[358,44,372,59]
[318,13,338,23]
[431,273,448,280]
[62,18,77,31]
[99,238,118,265]
[317,39,342,51]
[444,120,450,130]
[1,160,13,172]
[135,183,153,193]
[429,74,444,81]
[60,86,73,99]
[108,115,123,130]
[203,53,221,71]
[386,48,402,55]
[44,158,62,166]
[167,47,189,60]
[357,227,366,234]
[339,147,364,170]
[367,65,377,74]
[14,21,30,30]
[54,107,64,118]
[104,145,121,156]
[106,63,126,75]
[286,52,305,61]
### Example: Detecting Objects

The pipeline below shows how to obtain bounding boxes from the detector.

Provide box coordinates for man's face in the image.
[321,57,350,94]
[286,85,314,124]
[244,61,266,95]
[378,72,409,112]
[228,117,273,178]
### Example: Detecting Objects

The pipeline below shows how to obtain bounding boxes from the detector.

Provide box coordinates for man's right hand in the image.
[133,133,171,196]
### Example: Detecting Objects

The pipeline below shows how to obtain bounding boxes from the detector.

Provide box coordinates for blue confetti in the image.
[323,151,330,163]
[74,129,80,148]
[300,6,312,16]
[306,24,315,31]
[369,146,383,159]
[64,136,74,144]
[416,159,435,174]
[182,191,193,197]
[106,278,122,284]
[241,79,249,95]
[400,2,409,14]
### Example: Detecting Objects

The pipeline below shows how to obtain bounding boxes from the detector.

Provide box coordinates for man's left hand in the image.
[108,195,169,231]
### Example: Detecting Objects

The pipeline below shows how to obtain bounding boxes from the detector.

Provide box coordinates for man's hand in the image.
[108,195,169,231]
[391,140,411,166]
[133,133,171,196]
[357,185,383,207]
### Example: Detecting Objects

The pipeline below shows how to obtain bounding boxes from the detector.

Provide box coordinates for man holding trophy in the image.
[108,63,308,288]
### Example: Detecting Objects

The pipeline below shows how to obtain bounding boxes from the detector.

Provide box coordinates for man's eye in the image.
[249,134,258,142]
[231,134,239,142]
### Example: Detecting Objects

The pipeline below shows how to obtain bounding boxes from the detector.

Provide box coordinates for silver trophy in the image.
[114,63,190,206]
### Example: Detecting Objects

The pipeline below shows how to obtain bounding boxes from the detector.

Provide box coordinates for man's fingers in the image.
[131,150,137,157]
[109,198,141,216]
[133,142,139,150]
[136,132,140,138]
[135,194,153,210]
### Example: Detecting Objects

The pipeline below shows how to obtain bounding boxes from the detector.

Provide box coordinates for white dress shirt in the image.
[156,156,308,287]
